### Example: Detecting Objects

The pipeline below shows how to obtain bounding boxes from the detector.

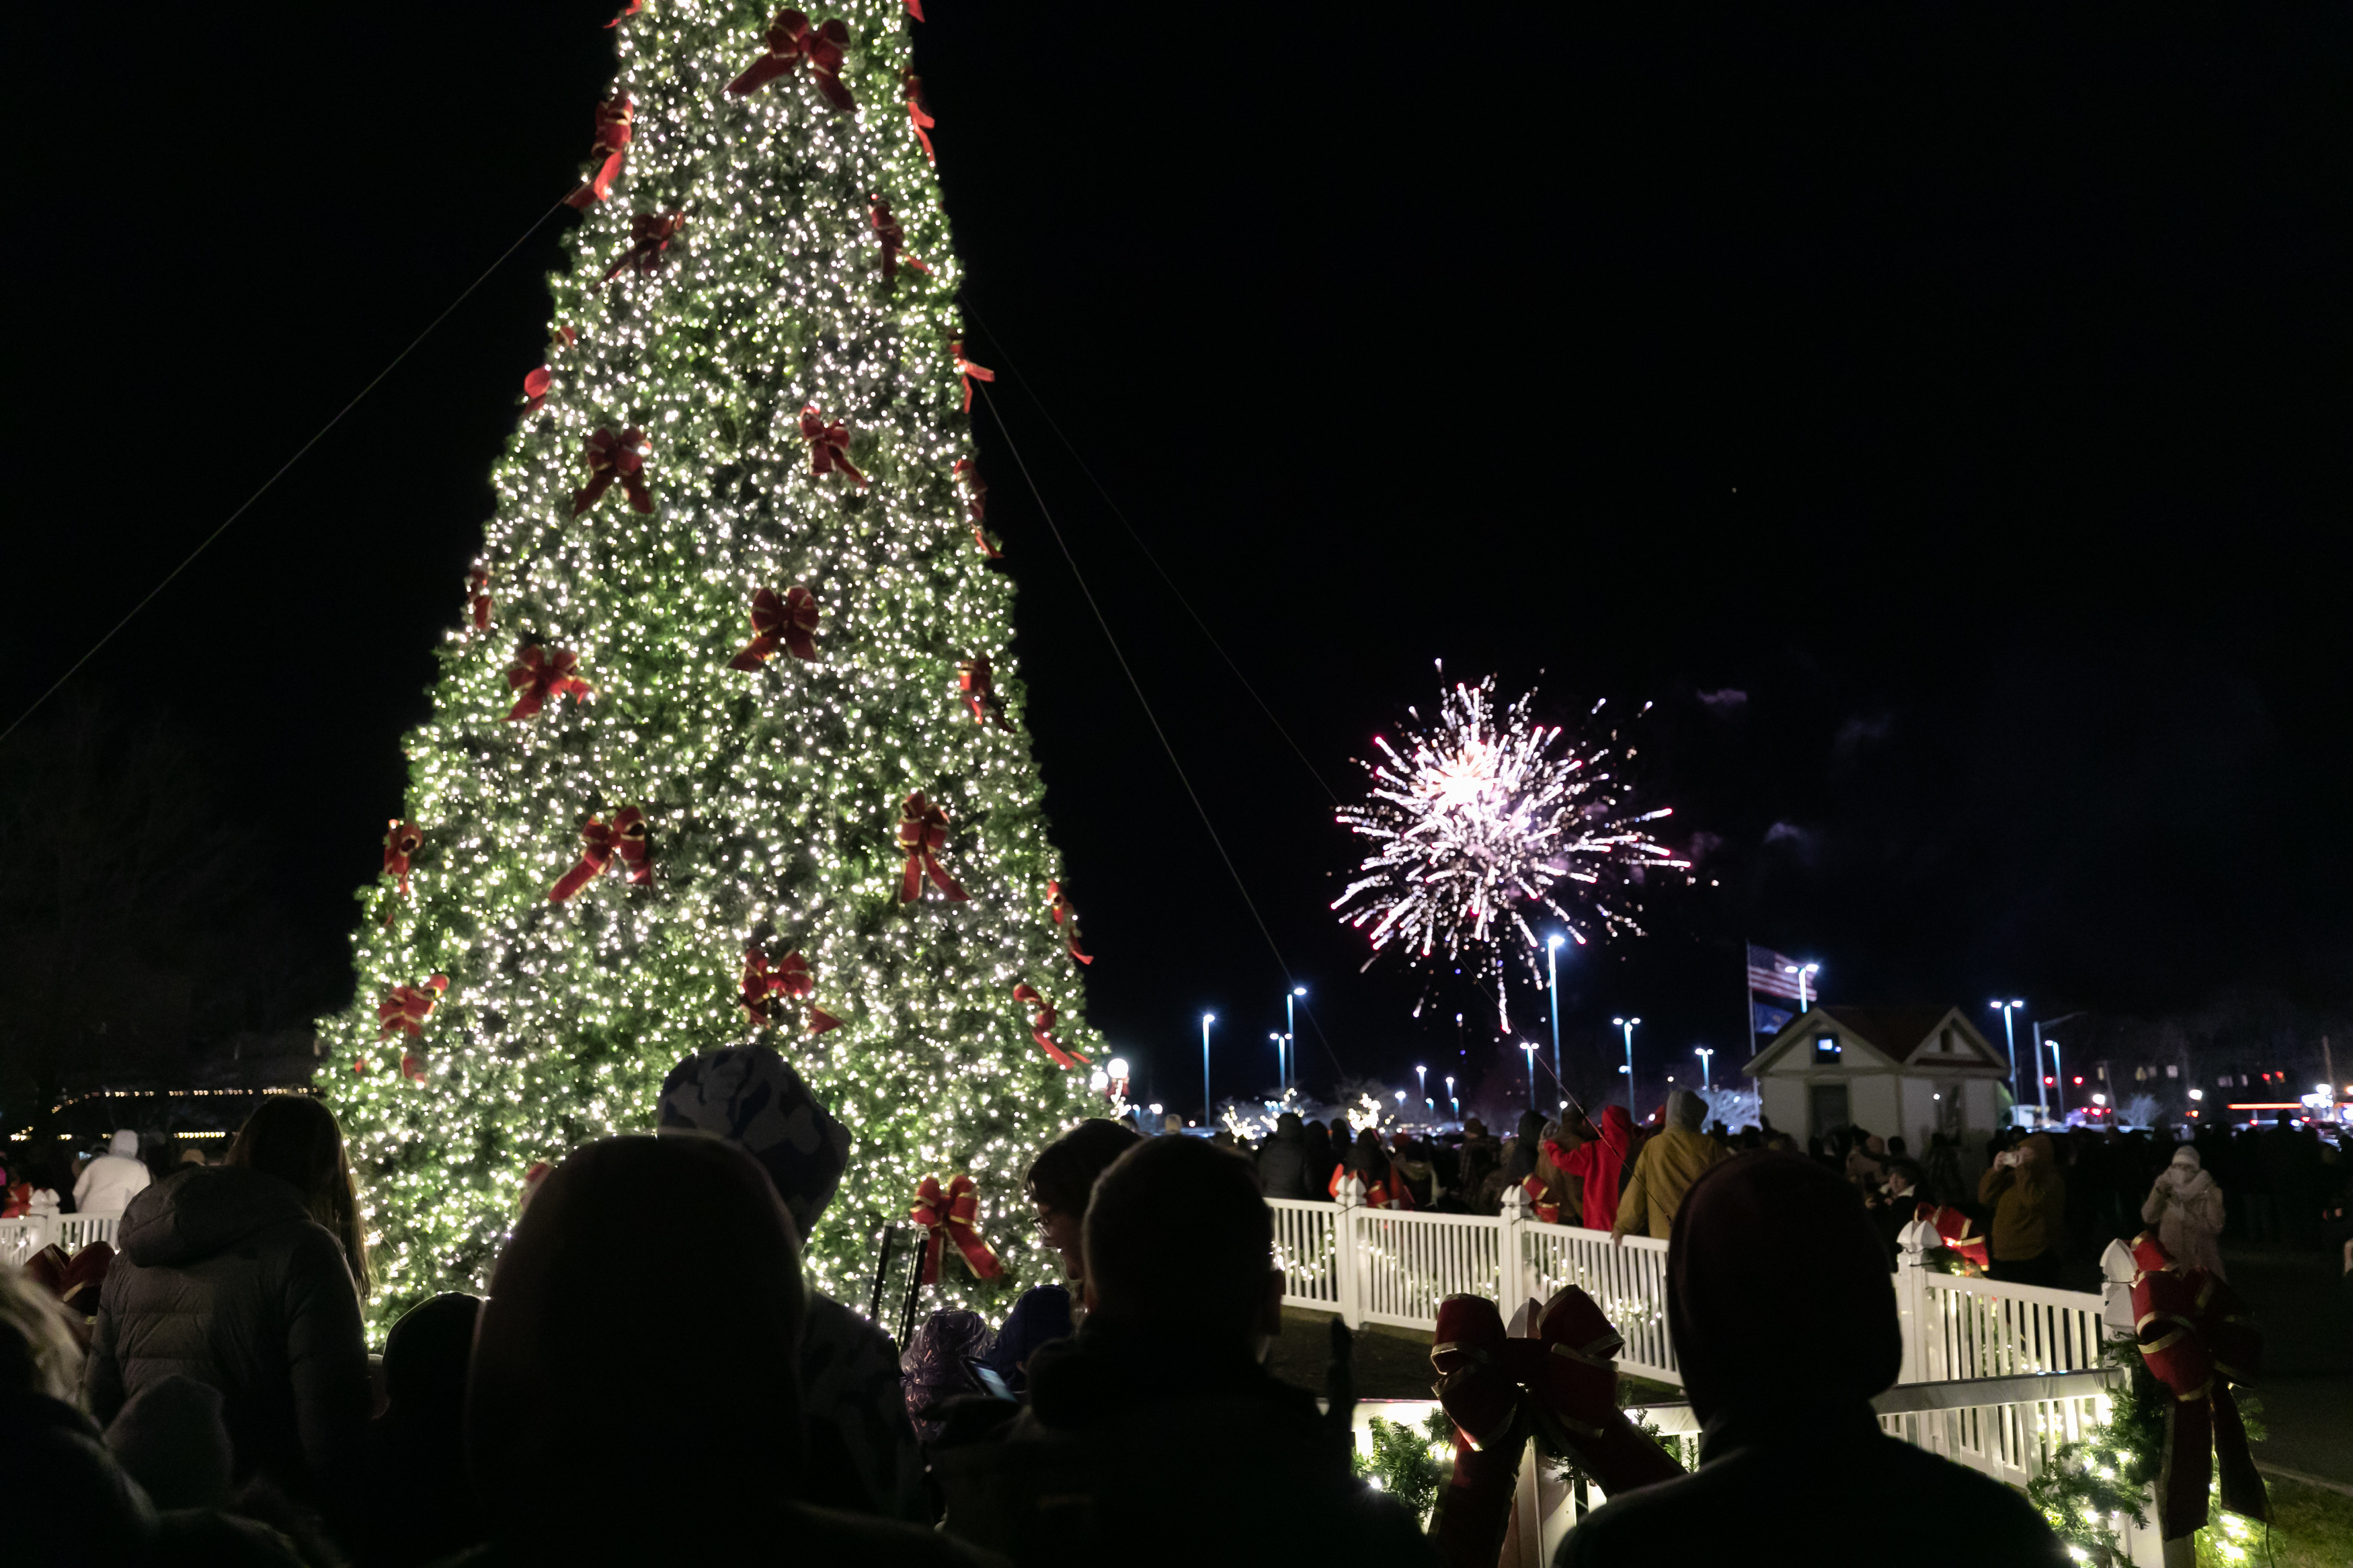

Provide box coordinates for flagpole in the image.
[1740,936,1754,1091]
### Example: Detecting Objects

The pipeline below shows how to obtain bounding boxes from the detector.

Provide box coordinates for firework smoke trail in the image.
[1330,677,1686,1026]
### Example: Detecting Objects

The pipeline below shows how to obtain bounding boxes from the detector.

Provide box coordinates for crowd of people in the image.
[3,1065,2344,1567]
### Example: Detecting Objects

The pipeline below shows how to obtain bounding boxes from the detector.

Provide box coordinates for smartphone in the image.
[965,1357,1016,1403]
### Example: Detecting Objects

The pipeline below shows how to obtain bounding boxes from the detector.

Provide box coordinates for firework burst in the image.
[1331,676,1685,1025]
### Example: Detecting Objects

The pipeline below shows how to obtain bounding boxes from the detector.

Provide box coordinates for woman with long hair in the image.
[82,1094,372,1510]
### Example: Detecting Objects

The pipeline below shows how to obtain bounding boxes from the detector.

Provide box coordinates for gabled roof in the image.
[1742,1004,2007,1076]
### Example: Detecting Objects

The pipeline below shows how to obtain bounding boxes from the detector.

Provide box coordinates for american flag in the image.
[1747,943,1812,1002]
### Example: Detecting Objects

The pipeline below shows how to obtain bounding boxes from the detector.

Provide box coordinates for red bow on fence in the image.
[729,585,820,668]
[798,405,865,487]
[904,70,936,163]
[956,655,1010,731]
[1012,982,1087,1069]
[505,645,592,721]
[377,975,449,1038]
[1047,878,1092,964]
[1914,1200,1989,1272]
[2130,1230,2268,1542]
[951,340,996,411]
[1329,1161,1414,1211]
[896,792,969,902]
[740,944,842,1034]
[572,427,652,515]
[910,1174,1002,1284]
[868,194,931,285]
[383,819,423,898]
[604,210,684,281]
[726,10,854,111]
[562,95,634,210]
[549,807,651,901]
[952,458,997,556]
[468,567,493,631]
[1519,1172,1558,1225]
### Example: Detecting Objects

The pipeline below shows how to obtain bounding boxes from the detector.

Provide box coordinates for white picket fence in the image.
[0,1212,119,1268]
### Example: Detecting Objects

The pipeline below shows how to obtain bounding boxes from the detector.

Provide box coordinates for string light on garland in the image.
[316,0,1097,1335]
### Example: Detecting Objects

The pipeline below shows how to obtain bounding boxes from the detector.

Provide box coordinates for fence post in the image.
[1333,1176,1365,1329]
[1497,1184,1533,1313]
[1895,1216,1938,1385]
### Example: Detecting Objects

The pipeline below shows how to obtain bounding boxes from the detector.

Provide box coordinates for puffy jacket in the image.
[73,1132,152,1216]
[1613,1127,1732,1240]
[1256,1121,1310,1200]
[1560,1107,1636,1232]
[81,1165,369,1505]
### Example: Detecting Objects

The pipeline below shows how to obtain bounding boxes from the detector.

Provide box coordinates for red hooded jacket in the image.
[1556,1105,1635,1232]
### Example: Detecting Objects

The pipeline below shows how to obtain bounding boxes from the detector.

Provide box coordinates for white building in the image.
[1743,1005,2012,1178]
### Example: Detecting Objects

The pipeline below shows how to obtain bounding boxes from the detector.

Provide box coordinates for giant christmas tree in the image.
[316,0,1100,1328]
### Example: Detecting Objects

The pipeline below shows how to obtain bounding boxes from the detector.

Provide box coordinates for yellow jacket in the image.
[1612,1127,1731,1240]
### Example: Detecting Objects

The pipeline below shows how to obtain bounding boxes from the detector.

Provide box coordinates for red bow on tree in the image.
[1047,878,1093,965]
[910,1174,1002,1284]
[956,655,1010,731]
[1012,982,1087,1069]
[798,405,866,487]
[467,567,493,631]
[950,340,996,411]
[740,943,840,1033]
[504,645,592,721]
[729,585,820,668]
[905,0,925,21]
[604,210,684,281]
[549,807,652,901]
[383,819,423,898]
[725,10,854,111]
[400,1051,428,1085]
[602,0,640,26]
[2130,1230,2269,1542]
[904,70,936,163]
[561,95,635,210]
[781,950,843,1034]
[522,366,553,413]
[896,791,969,902]
[953,457,998,556]
[572,427,652,515]
[867,194,931,285]
[377,975,449,1038]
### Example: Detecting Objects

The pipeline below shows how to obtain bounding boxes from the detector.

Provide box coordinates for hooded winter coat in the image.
[1301,1122,1340,1201]
[1255,1114,1310,1200]
[1558,1106,1634,1233]
[1612,1091,1731,1241]
[73,1130,152,1217]
[81,1164,370,1505]
[1558,1154,2067,1567]
[2140,1147,2226,1280]
[1977,1132,2066,1262]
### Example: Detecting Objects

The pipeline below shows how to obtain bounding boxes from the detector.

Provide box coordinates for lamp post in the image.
[1268,1032,1288,1095]
[1445,1074,1458,1122]
[1546,934,1567,1104]
[1415,1064,1427,1111]
[1520,1041,1539,1109]
[1694,1046,1714,1089]
[1284,986,1306,1095]
[1200,1013,1215,1128]
[1796,962,1821,1012]
[2048,1036,2066,1120]
[1107,1056,1131,1103]
[2031,1011,2085,1120]
[1989,999,2025,1110]
[1612,1016,1641,1113]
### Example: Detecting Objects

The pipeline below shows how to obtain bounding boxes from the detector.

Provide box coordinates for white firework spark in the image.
[1331,677,1685,1024]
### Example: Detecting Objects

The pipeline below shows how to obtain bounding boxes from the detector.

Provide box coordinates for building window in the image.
[1814,1036,1841,1065]
[2165,1065,2178,1079]
[1938,1028,1956,1054]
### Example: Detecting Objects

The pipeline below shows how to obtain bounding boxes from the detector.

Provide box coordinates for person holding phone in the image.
[1977,1132,2067,1287]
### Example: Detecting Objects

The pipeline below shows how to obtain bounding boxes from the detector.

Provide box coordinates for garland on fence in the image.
[1349,1410,1454,1529]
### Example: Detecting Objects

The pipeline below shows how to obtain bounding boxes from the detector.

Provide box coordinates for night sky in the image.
[11,5,2348,1121]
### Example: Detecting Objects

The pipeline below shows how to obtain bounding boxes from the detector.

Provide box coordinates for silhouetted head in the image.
[228,1096,368,1295]
[1084,1136,1277,1350]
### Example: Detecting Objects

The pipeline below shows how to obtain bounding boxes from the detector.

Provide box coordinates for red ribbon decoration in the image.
[797,405,866,487]
[604,210,684,282]
[953,457,998,556]
[1914,1200,1989,1272]
[383,819,422,898]
[896,791,969,902]
[725,11,855,111]
[522,366,553,413]
[505,645,592,721]
[400,1052,428,1085]
[572,427,653,516]
[467,567,492,631]
[549,807,651,901]
[740,944,841,1034]
[376,975,448,1039]
[1047,878,1093,965]
[2130,1230,2269,1540]
[729,585,821,668]
[868,194,932,285]
[951,340,996,411]
[602,0,640,26]
[910,1175,1002,1284]
[561,95,635,210]
[905,70,936,164]
[1012,982,1088,1069]
[956,654,1011,731]
[905,0,925,21]
[352,1055,372,1076]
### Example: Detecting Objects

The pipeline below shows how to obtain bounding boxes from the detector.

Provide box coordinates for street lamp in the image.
[1519,1041,1539,1108]
[1268,1032,1288,1094]
[1445,1074,1458,1122]
[1546,934,1568,1100]
[1284,986,1306,1095]
[2048,1036,2065,1120]
[1989,1000,2026,1110]
[1612,1017,1641,1112]
[1795,962,1821,1012]
[1200,1013,1216,1127]
[1107,1057,1131,1101]
[1694,1046,1714,1089]
[2031,1011,2084,1120]
[1415,1064,1427,1109]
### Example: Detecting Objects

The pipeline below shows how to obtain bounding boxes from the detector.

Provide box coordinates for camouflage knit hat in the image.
[657,1046,850,1240]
